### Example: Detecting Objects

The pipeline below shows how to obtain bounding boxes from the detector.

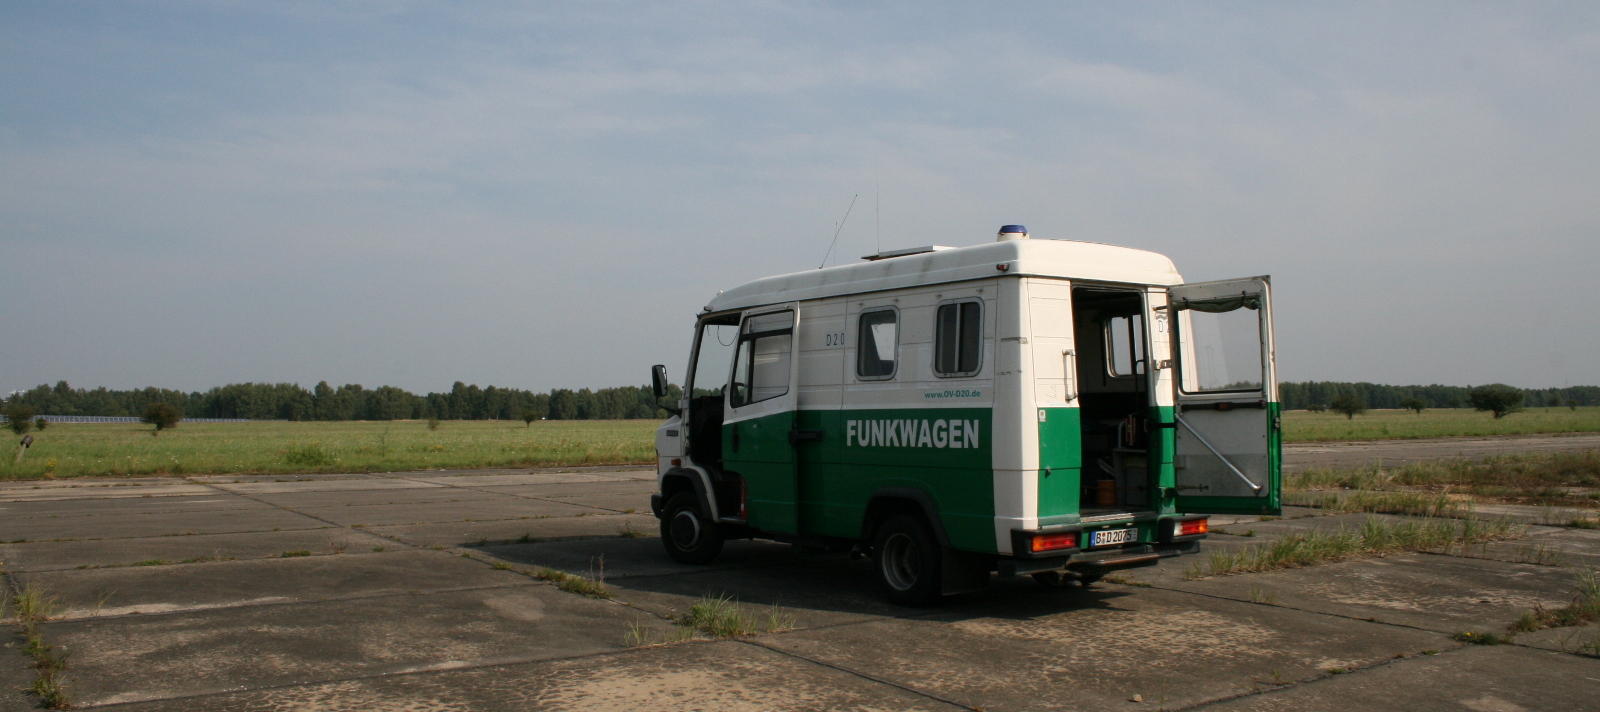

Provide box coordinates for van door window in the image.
[690,318,740,398]
[729,311,794,407]
[1177,300,1264,392]
[856,308,899,380]
[1106,313,1146,377]
[935,300,982,377]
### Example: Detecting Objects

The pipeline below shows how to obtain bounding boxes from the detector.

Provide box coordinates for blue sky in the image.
[3,2,1597,393]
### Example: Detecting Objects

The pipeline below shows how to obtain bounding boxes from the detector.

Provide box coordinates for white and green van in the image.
[649,226,1279,605]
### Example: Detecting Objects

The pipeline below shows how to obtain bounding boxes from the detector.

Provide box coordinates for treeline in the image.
[2,381,685,421]
[1279,382,1598,411]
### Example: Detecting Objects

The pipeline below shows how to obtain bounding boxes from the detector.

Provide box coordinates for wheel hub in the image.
[670,509,702,549]
[880,532,919,590]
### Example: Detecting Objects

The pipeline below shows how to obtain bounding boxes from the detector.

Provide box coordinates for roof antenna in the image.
[819,194,859,269]
[875,181,881,254]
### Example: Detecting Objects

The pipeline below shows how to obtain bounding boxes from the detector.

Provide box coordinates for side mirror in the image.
[650,364,669,399]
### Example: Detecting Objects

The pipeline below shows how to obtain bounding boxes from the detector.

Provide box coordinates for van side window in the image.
[856,308,899,380]
[934,300,982,377]
[729,310,793,407]
[1106,313,1146,377]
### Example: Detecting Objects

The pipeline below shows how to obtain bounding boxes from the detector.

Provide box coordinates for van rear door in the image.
[722,304,803,533]
[1168,277,1281,515]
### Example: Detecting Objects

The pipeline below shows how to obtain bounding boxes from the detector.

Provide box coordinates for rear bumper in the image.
[997,540,1201,577]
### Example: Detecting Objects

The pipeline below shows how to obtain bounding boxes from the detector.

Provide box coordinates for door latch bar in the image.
[1173,413,1263,493]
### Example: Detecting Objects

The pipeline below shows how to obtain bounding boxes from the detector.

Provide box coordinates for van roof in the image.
[705,238,1182,313]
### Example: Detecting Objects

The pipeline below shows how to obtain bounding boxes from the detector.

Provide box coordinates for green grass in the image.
[0,419,658,480]
[678,595,796,638]
[6,408,1595,481]
[1283,406,1600,442]
[10,585,72,710]
[1288,451,1600,510]
[1191,515,1525,578]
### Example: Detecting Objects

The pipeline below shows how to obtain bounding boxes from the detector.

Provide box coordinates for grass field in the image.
[1282,406,1600,442]
[2,406,1596,481]
[0,420,658,480]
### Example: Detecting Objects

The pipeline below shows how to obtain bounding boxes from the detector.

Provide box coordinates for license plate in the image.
[1089,527,1138,547]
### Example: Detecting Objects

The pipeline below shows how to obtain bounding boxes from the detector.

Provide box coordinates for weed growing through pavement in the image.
[492,561,512,570]
[532,566,611,599]
[1188,516,1525,578]
[1454,630,1512,645]
[1570,518,1599,530]
[624,620,697,647]
[280,550,312,558]
[1508,567,1600,634]
[618,521,645,538]
[1101,574,1151,587]
[1248,587,1278,604]
[677,594,796,638]
[131,559,169,567]
[1511,543,1565,566]
[91,589,116,618]
[11,585,72,709]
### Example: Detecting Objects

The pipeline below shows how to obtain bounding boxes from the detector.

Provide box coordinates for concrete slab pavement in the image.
[1197,644,1600,711]
[97,640,968,712]
[1,440,1596,710]
[0,527,396,572]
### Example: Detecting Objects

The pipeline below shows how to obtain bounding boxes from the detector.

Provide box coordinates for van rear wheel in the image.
[872,515,942,606]
[660,491,723,565]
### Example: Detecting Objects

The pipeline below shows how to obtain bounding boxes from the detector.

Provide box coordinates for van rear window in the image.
[935,301,982,377]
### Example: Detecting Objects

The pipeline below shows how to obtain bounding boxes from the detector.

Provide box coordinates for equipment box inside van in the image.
[649,226,1279,604]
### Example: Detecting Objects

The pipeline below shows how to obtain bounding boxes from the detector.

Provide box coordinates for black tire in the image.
[660,491,723,565]
[872,514,943,606]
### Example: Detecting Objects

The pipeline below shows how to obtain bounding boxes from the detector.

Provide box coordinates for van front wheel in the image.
[660,491,723,565]
[872,515,942,606]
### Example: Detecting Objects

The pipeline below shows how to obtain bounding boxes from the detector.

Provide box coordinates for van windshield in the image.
[690,316,740,398]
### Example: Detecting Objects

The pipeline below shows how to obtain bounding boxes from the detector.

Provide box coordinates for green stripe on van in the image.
[790,408,996,553]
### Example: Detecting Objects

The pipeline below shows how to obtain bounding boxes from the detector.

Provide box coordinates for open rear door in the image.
[722,304,802,533]
[1169,277,1280,515]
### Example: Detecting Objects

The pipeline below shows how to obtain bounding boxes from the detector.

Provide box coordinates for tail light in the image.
[1030,531,1079,553]
[1174,518,1208,537]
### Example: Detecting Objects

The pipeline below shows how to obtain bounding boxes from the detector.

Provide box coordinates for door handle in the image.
[788,429,824,445]
[1062,350,1077,402]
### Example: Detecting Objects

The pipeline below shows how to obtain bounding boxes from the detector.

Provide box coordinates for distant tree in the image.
[141,402,182,433]
[1306,403,1327,413]
[1329,392,1367,420]
[521,410,539,427]
[1469,384,1524,419]
[427,417,441,431]
[1399,397,1427,415]
[548,389,578,420]
[4,404,38,435]
[34,417,49,431]
[1548,395,1563,411]
[1447,397,1465,409]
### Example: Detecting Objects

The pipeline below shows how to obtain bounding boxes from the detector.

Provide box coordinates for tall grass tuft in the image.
[678,595,796,638]
[12,585,72,709]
